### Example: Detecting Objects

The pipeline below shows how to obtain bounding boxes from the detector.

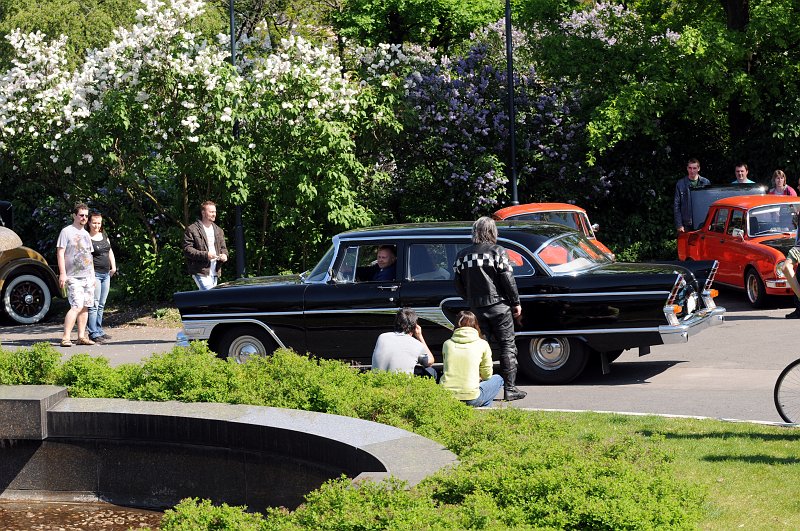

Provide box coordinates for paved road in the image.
[1,289,797,423]
[0,322,178,366]
[516,289,799,424]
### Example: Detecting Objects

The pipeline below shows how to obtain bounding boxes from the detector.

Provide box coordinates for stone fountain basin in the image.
[0,385,457,511]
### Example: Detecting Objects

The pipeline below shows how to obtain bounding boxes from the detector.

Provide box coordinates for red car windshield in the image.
[748,203,800,237]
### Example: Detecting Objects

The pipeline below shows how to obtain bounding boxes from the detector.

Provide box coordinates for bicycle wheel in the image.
[774,358,800,423]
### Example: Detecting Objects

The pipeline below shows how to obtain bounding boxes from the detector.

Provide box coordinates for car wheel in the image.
[3,274,51,324]
[745,268,766,308]
[517,337,589,384]
[215,326,278,363]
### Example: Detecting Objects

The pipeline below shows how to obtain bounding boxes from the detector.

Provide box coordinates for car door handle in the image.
[378,285,399,292]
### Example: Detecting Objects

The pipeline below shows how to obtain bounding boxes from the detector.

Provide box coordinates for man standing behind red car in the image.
[674,158,711,232]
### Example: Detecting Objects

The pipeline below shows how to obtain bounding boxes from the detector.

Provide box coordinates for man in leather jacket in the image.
[453,217,526,401]
[674,158,710,232]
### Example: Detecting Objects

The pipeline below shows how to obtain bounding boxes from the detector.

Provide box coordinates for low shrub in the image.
[0,342,60,384]
[57,354,124,398]
[0,343,705,529]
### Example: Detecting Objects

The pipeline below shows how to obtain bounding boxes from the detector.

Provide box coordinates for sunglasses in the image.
[77,213,89,218]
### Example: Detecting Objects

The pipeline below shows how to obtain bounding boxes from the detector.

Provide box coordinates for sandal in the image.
[60,339,73,347]
[76,337,96,346]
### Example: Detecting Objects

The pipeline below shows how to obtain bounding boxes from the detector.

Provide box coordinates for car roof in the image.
[711,195,800,209]
[336,221,576,249]
[493,202,586,220]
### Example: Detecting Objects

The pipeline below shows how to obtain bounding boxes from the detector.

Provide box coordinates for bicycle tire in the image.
[774,358,800,423]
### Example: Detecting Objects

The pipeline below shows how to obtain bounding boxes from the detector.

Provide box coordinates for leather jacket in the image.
[674,175,710,230]
[453,243,520,309]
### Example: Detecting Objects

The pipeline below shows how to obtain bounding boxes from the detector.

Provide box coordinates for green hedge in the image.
[0,343,705,529]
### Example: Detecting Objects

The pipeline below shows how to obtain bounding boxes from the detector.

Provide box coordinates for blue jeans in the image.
[464,375,504,407]
[87,272,110,339]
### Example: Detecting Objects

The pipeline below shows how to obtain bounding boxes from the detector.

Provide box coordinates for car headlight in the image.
[776,260,787,279]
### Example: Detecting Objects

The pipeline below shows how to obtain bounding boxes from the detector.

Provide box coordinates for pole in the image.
[505,0,519,206]
[230,0,246,278]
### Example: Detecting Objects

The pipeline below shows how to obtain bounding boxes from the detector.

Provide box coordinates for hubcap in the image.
[10,281,45,318]
[528,337,570,370]
[747,275,759,302]
[228,335,265,364]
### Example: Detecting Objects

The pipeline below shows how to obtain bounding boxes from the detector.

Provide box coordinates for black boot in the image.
[788,297,800,319]
[504,386,527,401]
[502,367,527,401]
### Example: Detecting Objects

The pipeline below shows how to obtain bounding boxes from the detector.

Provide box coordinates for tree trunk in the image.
[720,0,749,31]
[720,0,751,156]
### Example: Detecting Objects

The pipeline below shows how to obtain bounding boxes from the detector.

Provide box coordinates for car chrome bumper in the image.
[659,306,726,344]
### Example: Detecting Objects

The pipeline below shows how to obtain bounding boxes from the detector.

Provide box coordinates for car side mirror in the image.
[731,228,744,239]
[591,223,600,232]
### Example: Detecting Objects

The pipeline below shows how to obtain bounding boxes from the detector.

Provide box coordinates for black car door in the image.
[399,239,472,356]
[303,241,403,365]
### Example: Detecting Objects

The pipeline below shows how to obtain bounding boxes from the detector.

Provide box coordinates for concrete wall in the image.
[0,385,457,511]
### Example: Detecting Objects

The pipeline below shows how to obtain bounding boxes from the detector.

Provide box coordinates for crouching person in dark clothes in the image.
[453,217,526,401]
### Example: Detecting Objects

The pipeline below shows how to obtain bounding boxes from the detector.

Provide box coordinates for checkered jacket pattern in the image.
[453,243,520,309]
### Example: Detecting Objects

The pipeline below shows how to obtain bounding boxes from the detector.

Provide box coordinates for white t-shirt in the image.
[203,224,217,276]
[56,225,94,278]
[371,332,431,374]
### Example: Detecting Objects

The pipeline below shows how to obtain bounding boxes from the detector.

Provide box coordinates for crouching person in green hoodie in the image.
[440,311,504,407]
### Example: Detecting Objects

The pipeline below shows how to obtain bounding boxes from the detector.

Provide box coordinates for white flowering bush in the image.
[0,0,376,297]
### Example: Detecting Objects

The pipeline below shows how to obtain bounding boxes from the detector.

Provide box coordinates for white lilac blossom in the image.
[1,0,362,168]
[558,2,680,48]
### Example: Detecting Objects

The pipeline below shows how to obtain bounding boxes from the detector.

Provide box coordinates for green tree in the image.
[331,0,504,50]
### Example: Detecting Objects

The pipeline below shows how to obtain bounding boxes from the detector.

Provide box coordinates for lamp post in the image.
[229,0,246,278]
[505,0,519,206]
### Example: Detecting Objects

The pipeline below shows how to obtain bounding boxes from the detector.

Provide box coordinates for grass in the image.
[561,412,800,529]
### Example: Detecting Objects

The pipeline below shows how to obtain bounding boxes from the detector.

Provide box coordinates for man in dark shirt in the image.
[453,217,526,401]
[372,245,397,281]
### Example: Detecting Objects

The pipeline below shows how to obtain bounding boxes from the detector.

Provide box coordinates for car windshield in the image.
[536,232,611,275]
[304,245,334,282]
[509,211,583,232]
[748,203,800,237]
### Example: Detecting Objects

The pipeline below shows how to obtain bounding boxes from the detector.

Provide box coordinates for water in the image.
[0,501,162,530]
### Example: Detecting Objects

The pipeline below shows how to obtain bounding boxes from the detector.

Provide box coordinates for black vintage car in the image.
[174,222,725,383]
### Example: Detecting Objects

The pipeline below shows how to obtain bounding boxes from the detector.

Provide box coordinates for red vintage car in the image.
[493,203,614,259]
[678,194,800,307]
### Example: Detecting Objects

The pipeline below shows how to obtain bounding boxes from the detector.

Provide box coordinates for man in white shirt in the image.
[372,308,436,376]
[57,203,95,347]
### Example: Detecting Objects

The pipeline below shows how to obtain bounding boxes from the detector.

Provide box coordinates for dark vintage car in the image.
[174,222,725,384]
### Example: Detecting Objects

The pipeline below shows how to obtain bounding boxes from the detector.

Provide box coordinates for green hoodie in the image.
[439,327,494,401]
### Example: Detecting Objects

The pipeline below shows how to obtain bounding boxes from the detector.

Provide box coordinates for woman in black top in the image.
[87,212,116,342]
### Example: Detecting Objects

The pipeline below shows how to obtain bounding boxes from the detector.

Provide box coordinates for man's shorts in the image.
[66,277,95,309]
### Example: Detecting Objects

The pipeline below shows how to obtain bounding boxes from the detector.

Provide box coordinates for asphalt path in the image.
[515,288,800,424]
[1,289,797,423]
